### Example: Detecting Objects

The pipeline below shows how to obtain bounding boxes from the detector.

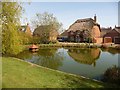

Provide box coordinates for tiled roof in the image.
[100,27,112,37]
[115,27,120,33]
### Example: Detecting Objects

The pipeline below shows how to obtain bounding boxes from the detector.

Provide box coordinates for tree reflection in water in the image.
[16,48,64,70]
[15,47,119,79]
[68,48,101,67]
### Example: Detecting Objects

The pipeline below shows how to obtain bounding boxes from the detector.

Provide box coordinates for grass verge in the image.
[2,57,119,88]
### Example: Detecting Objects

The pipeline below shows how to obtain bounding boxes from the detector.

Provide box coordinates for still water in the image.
[16,47,119,80]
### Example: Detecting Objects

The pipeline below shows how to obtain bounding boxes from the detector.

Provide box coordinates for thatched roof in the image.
[33,25,58,37]
[33,25,49,36]
[67,18,99,32]
[59,30,68,37]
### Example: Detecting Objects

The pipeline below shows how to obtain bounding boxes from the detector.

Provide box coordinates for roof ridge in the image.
[114,28,120,34]
[76,18,93,21]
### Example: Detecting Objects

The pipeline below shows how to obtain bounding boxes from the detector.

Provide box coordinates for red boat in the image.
[29,44,39,52]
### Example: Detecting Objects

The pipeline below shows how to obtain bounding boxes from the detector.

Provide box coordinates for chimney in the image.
[94,14,97,22]
[110,27,112,30]
[27,23,29,26]
[37,25,39,28]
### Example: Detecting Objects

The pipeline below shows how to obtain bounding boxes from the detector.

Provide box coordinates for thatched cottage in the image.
[67,15,102,43]
[33,25,58,42]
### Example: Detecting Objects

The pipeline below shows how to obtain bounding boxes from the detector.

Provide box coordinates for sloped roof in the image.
[59,30,68,37]
[103,26,120,37]
[115,26,120,29]
[114,27,120,33]
[75,18,93,22]
[25,25,32,35]
[67,18,99,32]
[33,25,58,36]
[100,27,112,37]
[33,25,48,36]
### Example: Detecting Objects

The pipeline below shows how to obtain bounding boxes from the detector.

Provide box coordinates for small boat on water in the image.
[29,44,39,52]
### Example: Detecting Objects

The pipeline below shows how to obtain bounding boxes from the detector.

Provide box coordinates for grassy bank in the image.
[2,57,118,88]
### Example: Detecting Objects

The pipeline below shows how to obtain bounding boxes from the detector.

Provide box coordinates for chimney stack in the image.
[27,23,29,26]
[94,14,97,22]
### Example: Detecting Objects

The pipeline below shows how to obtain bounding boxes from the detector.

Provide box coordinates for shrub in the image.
[115,46,120,50]
[86,38,92,43]
[49,40,57,44]
[102,65,120,85]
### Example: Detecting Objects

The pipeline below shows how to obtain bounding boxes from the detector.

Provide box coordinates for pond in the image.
[16,47,120,80]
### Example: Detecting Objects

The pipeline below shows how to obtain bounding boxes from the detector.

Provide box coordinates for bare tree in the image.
[32,12,62,43]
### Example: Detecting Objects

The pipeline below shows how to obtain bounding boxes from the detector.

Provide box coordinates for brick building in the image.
[103,26,120,44]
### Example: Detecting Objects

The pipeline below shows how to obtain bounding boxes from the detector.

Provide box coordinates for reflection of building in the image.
[101,48,120,55]
[68,48,101,67]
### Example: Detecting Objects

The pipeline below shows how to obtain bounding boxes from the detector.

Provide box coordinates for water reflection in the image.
[68,48,101,67]
[16,48,64,69]
[101,48,120,55]
[37,48,57,56]
[16,47,119,79]
[16,50,33,59]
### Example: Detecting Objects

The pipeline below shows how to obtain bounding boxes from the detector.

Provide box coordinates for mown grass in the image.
[2,57,119,88]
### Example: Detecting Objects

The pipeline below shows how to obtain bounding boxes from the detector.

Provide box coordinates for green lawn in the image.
[2,57,118,88]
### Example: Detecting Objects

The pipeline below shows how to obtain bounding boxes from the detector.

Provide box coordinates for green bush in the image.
[86,38,92,43]
[102,65,120,85]
[49,40,57,44]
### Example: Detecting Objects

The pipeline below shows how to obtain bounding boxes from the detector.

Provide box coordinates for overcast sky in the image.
[20,2,118,32]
